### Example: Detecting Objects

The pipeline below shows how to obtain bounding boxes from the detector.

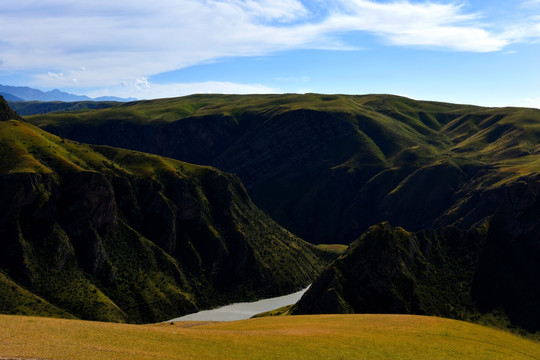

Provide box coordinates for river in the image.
[168,287,309,322]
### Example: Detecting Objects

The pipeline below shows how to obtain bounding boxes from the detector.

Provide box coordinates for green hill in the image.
[23,93,540,334]
[8,100,120,116]
[0,96,330,323]
[292,222,540,338]
[26,94,540,245]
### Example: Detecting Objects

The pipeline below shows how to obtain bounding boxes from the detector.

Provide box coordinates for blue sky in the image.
[1,0,540,107]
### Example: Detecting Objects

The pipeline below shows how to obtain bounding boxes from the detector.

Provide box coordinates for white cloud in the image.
[135,77,149,90]
[87,80,279,99]
[48,72,64,79]
[317,1,507,52]
[0,0,522,90]
[227,0,309,23]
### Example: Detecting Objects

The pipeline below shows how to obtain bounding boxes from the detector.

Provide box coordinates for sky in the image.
[1,0,540,107]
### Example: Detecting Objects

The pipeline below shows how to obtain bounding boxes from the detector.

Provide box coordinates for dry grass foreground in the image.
[1,314,538,360]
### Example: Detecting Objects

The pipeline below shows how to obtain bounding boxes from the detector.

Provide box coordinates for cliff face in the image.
[292,215,540,334]
[0,103,328,323]
[29,94,540,245]
[293,223,485,316]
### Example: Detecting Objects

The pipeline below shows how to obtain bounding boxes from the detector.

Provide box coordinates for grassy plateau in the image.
[0,314,538,360]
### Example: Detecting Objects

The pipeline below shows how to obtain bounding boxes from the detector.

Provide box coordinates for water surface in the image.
[169,287,309,322]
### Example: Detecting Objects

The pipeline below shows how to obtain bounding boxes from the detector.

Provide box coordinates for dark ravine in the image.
[0,97,330,323]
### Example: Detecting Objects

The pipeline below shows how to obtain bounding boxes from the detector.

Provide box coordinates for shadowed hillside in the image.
[24,94,540,335]
[0,97,330,323]
[292,221,540,337]
[26,94,540,245]
[0,95,23,122]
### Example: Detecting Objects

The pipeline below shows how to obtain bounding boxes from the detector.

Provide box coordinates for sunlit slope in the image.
[0,314,538,360]
[8,99,118,116]
[0,272,74,319]
[26,93,540,244]
[0,115,329,323]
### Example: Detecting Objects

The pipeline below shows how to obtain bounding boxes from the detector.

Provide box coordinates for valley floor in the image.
[1,314,538,360]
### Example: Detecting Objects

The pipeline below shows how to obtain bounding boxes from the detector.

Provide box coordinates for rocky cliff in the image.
[0,97,329,323]
[292,218,540,335]
[27,94,540,245]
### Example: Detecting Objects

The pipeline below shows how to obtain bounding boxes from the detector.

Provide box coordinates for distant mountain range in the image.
[0,84,136,102]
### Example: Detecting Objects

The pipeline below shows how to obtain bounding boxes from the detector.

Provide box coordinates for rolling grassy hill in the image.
[0,96,330,323]
[0,314,538,360]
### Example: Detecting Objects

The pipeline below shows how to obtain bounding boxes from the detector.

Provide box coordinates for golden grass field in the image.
[1,314,538,360]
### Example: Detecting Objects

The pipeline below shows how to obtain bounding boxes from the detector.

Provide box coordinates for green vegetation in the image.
[0,314,538,360]
[0,272,74,319]
[316,244,348,255]
[252,304,294,318]
[3,94,540,336]
[24,93,540,244]
[8,100,119,116]
[293,222,540,339]
[0,96,331,323]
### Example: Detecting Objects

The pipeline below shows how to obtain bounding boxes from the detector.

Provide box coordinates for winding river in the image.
[168,287,309,322]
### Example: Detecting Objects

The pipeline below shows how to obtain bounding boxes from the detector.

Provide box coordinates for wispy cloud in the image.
[88,79,278,99]
[0,0,532,90]
[316,1,507,52]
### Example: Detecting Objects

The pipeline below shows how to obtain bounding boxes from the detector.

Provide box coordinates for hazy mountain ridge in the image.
[0,84,135,102]
[0,96,329,323]
[0,92,25,101]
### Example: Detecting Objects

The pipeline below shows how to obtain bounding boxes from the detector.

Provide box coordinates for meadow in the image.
[1,314,538,360]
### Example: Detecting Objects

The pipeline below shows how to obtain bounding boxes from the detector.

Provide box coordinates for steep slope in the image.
[0,95,23,121]
[27,94,540,244]
[0,98,329,323]
[26,94,476,243]
[18,94,540,334]
[292,221,540,336]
